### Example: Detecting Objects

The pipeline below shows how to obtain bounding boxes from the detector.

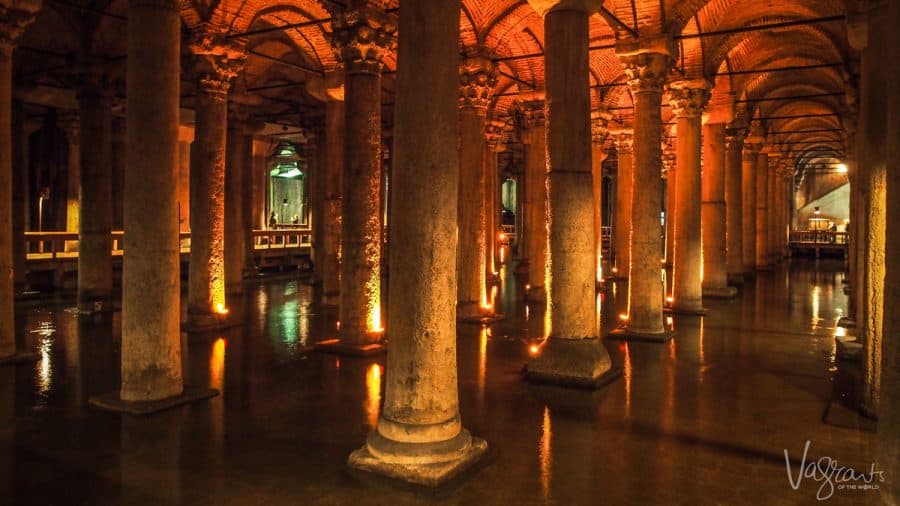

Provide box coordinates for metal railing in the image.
[790,230,848,245]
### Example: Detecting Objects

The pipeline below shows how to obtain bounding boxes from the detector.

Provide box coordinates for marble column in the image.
[879,0,899,497]
[664,149,675,268]
[668,80,710,314]
[224,109,248,295]
[766,153,779,266]
[456,55,497,322]
[347,0,487,485]
[755,150,770,270]
[59,112,80,236]
[76,75,114,312]
[724,127,744,284]
[321,99,344,305]
[111,117,125,230]
[485,119,505,278]
[89,0,216,409]
[612,37,675,341]
[185,32,245,329]
[0,1,39,363]
[241,126,260,277]
[701,122,736,298]
[521,99,547,300]
[610,130,632,279]
[323,6,395,353]
[591,111,610,283]
[741,140,761,274]
[12,103,39,290]
[526,2,614,386]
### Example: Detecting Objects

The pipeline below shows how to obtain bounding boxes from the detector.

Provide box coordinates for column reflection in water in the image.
[477,326,488,414]
[539,406,552,501]
[364,362,382,430]
[120,413,184,503]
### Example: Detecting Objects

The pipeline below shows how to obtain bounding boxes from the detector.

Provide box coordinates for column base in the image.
[348,428,487,488]
[76,296,117,315]
[607,324,675,343]
[458,313,505,325]
[88,386,219,415]
[0,351,40,366]
[524,338,621,389]
[314,338,385,356]
[664,304,708,316]
[182,312,240,333]
[835,335,862,361]
[702,286,738,299]
[524,286,545,302]
[837,317,857,329]
[486,271,501,285]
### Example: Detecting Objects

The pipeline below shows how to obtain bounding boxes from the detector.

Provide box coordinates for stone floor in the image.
[0,260,882,505]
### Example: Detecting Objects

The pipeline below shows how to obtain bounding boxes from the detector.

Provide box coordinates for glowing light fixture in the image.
[619,313,629,321]
[529,344,540,355]
[836,163,848,174]
[215,303,229,316]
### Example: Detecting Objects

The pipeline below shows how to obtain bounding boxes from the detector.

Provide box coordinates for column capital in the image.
[485,119,506,151]
[591,108,612,144]
[459,55,498,110]
[0,1,40,50]
[612,129,633,154]
[518,99,546,140]
[58,110,80,143]
[331,5,397,75]
[666,79,711,118]
[188,24,247,95]
[616,37,677,94]
[725,127,746,152]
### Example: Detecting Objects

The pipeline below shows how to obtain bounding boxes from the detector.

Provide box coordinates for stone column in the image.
[321,99,344,305]
[591,111,610,283]
[185,30,245,329]
[485,119,505,278]
[12,103,39,290]
[521,99,547,300]
[612,37,675,341]
[754,149,770,270]
[879,0,900,497]
[111,116,125,230]
[725,127,744,284]
[701,122,736,298]
[76,73,115,312]
[0,1,39,363]
[741,139,761,274]
[59,112,80,236]
[177,126,192,233]
[525,1,614,386]
[347,0,486,485]
[766,152,780,266]
[321,6,395,353]
[224,108,248,295]
[663,148,675,268]
[610,129,632,279]
[667,80,710,314]
[456,55,497,322]
[90,0,215,409]
[241,125,261,277]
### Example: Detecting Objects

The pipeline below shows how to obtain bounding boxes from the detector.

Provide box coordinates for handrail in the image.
[790,230,848,245]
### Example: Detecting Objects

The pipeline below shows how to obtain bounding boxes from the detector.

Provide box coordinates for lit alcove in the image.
[268,142,309,227]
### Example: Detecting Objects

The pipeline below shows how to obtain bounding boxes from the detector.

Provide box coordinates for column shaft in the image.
[349,0,486,484]
[701,123,730,295]
[120,0,183,400]
[612,136,632,277]
[755,151,769,269]
[524,119,547,299]
[766,164,777,265]
[0,42,14,356]
[484,142,498,280]
[591,141,604,282]
[725,134,744,282]
[741,148,758,273]
[187,87,228,323]
[321,100,344,304]
[457,107,487,318]
[340,69,383,343]
[77,89,114,311]
[224,120,246,294]
[665,162,675,267]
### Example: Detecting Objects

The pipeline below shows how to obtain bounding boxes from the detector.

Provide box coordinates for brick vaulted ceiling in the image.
[15,0,858,171]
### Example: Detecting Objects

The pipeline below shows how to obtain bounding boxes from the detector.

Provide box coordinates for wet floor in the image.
[0,260,881,505]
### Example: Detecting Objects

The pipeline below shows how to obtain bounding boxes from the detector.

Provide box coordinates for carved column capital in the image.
[58,111,80,144]
[459,55,498,110]
[666,79,711,118]
[485,119,505,151]
[188,24,247,96]
[613,130,633,154]
[616,38,677,95]
[591,108,612,144]
[0,1,40,50]
[331,6,397,75]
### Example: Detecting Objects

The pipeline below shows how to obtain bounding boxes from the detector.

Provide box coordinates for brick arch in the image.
[670,0,843,41]
[706,24,844,78]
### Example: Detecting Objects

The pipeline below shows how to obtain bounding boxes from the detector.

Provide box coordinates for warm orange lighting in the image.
[666,296,674,304]
[539,406,552,500]
[619,313,629,321]
[529,344,540,356]
[611,267,618,274]
[335,358,340,369]
[370,303,384,333]
[666,316,674,327]
[209,337,226,390]
[525,284,532,291]
[215,303,229,316]
[336,320,341,331]
[835,327,846,338]
[499,232,506,242]
[365,363,382,429]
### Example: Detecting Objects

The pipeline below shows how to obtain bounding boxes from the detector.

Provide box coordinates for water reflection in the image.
[30,319,56,403]
[477,326,487,405]
[365,363,382,430]
[811,285,821,328]
[209,338,226,390]
[539,406,552,501]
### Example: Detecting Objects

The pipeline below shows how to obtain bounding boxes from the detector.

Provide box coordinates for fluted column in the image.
[610,39,675,341]
[667,80,710,313]
[347,0,487,485]
[89,0,217,409]
[526,1,614,386]
[457,55,498,322]
[322,6,395,352]
[724,127,745,284]
[591,111,610,283]
[520,99,547,300]
[755,149,770,270]
[0,0,40,363]
[76,73,115,312]
[610,130,632,278]
[702,122,737,298]
[741,139,761,275]
[185,28,245,329]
